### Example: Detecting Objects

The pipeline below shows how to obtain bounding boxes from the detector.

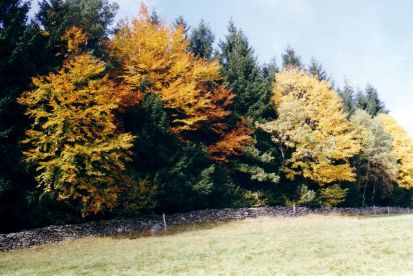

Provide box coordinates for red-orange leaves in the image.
[208,122,251,162]
[115,83,144,109]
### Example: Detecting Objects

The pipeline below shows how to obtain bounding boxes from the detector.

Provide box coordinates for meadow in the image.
[1,214,412,275]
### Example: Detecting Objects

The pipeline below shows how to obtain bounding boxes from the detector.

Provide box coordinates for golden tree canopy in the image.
[18,28,134,215]
[378,113,413,189]
[260,68,360,185]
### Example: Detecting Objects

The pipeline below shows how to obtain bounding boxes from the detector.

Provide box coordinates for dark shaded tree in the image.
[217,21,280,206]
[0,0,54,233]
[36,0,118,66]
[0,0,120,233]
[262,57,279,79]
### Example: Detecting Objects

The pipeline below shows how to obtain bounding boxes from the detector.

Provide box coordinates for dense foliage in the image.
[260,69,360,189]
[1,1,413,232]
[18,28,134,215]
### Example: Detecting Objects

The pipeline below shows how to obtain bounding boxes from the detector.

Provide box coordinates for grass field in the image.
[1,214,413,275]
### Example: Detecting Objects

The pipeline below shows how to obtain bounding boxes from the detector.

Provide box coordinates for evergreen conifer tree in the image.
[173,16,189,38]
[338,80,356,115]
[281,45,302,69]
[218,21,273,121]
[188,19,215,59]
[308,58,329,82]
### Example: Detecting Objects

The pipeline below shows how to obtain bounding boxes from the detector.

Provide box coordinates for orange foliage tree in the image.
[111,4,250,162]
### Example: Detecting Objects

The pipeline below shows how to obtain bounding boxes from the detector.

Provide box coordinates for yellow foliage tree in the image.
[18,28,134,215]
[378,114,413,188]
[260,68,360,185]
[111,4,250,161]
[60,26,87,54]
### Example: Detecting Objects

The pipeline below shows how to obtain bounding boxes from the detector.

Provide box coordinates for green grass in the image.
[1,214,413,275]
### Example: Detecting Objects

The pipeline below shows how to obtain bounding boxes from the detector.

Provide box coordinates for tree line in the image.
[1,0,412,233]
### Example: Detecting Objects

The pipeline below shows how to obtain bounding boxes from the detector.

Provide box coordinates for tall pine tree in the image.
[365,84,386,116]
[173,16,189,38]
[281,45,302,69]
[218,21,273,121]
[188,19,214,59]
[218,21,280,205]
[308,58,330,82]
[338,80,356,115]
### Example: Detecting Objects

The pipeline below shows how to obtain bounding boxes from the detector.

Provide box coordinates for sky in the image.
[31,0,413,136]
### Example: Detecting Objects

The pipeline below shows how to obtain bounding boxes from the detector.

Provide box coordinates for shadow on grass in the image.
[111,220,234,240]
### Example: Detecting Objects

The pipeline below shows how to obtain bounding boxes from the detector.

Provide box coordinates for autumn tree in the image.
[18,28,134,215]
[109,5,252,211]
[350,109,397,206]
[111,4,250,161]
[260,68,360,187]
[379,114,413,189]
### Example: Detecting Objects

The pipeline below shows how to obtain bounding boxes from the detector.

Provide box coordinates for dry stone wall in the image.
[1,206,411,251]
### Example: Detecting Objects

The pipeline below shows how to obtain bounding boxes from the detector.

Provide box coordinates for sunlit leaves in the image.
[112,6,229,137]
[18,29,134,215]
[260,68,360,186]
[379,114,413,189]
[112,4,250,161]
